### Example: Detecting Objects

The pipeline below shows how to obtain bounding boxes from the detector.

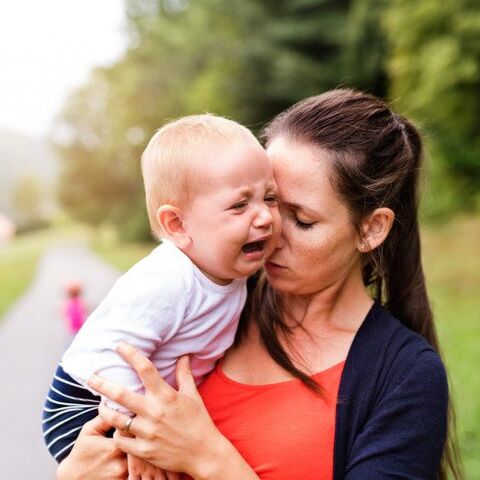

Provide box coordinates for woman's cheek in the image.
[279,220,296,244]
[305,230,345,270]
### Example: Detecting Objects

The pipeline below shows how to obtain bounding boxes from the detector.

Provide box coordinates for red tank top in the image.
[186,360,344,480]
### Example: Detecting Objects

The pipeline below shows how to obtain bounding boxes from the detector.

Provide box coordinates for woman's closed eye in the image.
[290,213,315,230]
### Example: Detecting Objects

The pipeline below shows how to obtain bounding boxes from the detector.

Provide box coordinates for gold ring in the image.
[123,415,135,433]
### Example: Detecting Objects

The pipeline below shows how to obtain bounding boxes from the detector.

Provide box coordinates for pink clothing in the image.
[64,298,86,335]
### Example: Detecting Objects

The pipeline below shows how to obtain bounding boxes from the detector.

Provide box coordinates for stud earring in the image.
[358,240,369,253]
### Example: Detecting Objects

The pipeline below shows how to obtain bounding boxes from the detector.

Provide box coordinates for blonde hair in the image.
[141,113,257,236]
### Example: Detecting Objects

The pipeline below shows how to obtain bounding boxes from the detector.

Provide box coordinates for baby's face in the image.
[182,138,281,284]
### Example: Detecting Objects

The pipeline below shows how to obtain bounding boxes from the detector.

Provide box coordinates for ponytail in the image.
[370,118,437,344]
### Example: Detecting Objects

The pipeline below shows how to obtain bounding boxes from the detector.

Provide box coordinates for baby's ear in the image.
[156,205,192,250]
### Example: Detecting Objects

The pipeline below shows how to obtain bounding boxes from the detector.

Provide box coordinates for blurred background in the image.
[0,0,478,478]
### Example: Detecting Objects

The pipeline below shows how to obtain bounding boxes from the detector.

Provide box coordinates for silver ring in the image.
[123,415,135,433]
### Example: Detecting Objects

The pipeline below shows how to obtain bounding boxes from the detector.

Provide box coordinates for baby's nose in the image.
[253,204,274,228]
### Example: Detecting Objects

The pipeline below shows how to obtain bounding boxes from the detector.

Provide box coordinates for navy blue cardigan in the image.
[334,302,448,479]
[43,302,448,478]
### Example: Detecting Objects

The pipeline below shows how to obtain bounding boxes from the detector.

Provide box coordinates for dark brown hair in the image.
[245,89,461,479]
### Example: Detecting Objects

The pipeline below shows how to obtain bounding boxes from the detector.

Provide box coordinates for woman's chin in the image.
[265,266,291,289]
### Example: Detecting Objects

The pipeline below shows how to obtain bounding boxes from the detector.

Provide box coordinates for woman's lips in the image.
[265,261,287,273]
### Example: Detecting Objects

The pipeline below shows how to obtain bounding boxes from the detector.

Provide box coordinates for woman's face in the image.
[265,137,362,296]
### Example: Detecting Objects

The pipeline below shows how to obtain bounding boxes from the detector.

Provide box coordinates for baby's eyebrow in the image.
[235,187,253,197]
[265,182,278,191]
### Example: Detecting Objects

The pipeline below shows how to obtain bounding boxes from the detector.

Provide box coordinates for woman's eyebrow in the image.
[281,200,320,217]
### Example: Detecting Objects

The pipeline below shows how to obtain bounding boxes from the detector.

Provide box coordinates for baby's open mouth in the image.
[242,240,266,254]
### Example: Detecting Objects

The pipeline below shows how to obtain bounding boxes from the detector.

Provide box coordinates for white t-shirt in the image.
[62,239,247,408]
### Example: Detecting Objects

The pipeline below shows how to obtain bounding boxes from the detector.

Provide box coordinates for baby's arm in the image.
[61,268,189,410]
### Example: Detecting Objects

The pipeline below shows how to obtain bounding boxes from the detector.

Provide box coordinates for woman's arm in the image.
[88,342,259,480]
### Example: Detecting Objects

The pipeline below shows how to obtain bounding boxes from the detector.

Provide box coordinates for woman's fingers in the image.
[80,414,114,437]
[165,471,182,480]
[98,403,141,437]
[175,355,202,403]
[175,355,194,391]
[116,342,174,397]
[176,356,210,417]
[87,374,148,416]
[87,343,177,417]
[152,470,168,480]
[58,416,128,480]
[112,432,144,458]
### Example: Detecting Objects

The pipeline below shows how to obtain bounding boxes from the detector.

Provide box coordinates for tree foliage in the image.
[385,0,480,215]
[55,0,480,237]
[12,174,46,231]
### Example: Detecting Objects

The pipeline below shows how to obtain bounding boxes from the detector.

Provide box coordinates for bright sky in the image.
[0,0,128,138]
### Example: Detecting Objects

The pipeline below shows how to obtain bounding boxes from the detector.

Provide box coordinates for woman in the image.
[57,89,461,479]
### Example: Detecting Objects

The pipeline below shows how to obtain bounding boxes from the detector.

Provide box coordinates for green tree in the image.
[56,0,390,239]
[343,0,389,97]
[385,0,480,216]
[12,174,45,230]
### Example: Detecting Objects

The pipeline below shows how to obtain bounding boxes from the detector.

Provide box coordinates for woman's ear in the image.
[156,205,192,250]
[357,207,395,253]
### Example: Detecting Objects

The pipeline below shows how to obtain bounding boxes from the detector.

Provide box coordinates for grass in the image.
[0,240,42,317]
[422,216,480,478]
[0,224,90,318]
[0,222,153,319]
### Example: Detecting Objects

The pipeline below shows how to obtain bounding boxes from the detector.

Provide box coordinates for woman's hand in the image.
[56,415,127,480]
[87,343,231,479]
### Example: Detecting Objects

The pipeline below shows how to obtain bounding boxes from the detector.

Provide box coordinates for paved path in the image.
[0,243,120,479]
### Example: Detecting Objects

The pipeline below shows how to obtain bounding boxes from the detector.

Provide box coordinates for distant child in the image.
[62,281,86,345]
[43,114,281,477]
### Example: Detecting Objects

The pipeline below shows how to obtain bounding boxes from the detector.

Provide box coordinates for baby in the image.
[44,114,280,477]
